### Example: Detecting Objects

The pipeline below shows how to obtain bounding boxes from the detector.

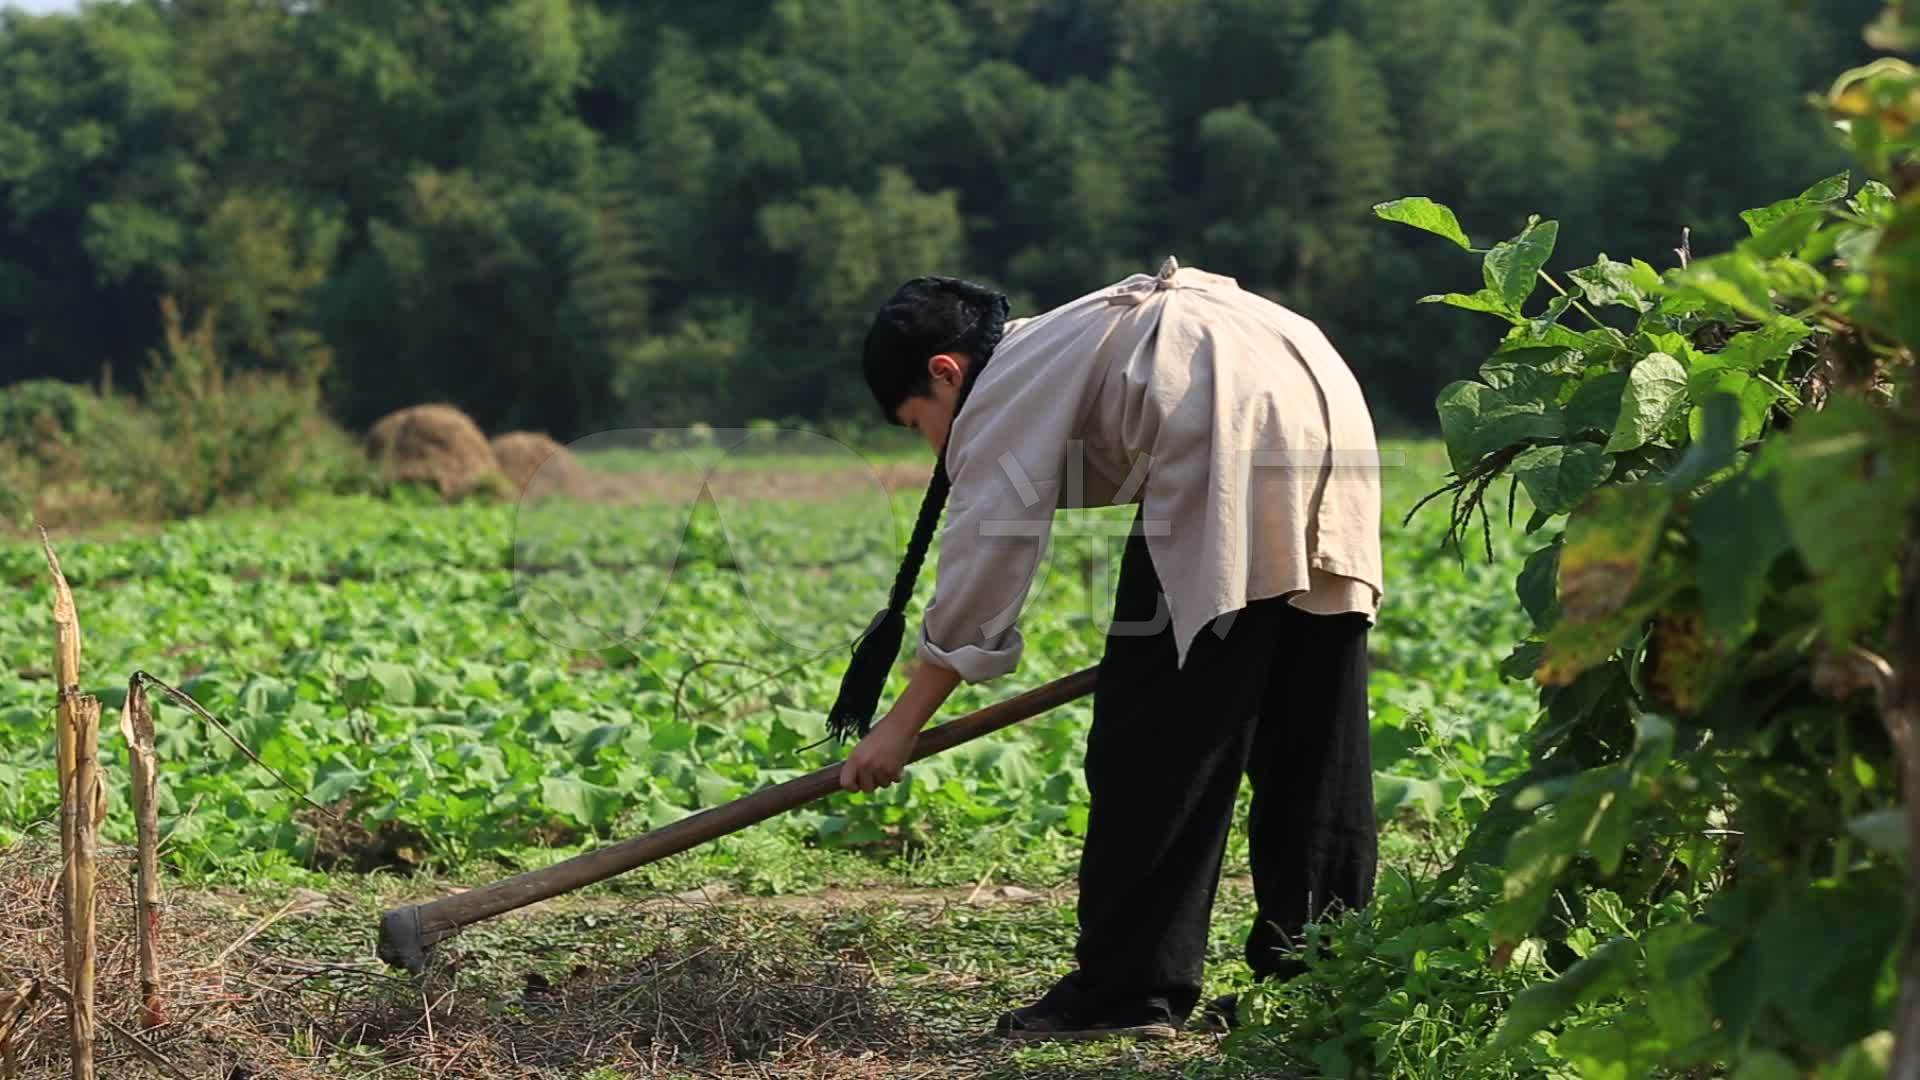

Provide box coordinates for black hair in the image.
[827,276,1011,741]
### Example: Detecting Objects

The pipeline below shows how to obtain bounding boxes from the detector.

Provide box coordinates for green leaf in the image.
[1513,443,1613,517]
[366,662,418,706]
[1435,381,1565,473]
[1690,470,1791,639]
[1731,1051,1800,1080]
[1763,399,1920,644]
[1526,294,1574,338]
[1828,1034,1896,1080]
[309,765,371,805]
[1665,393,1742,491]
[1555,1014,1671,1080]
[1517,539,1562,629]
[1489,937,1638,1050]
[1569,255,1651,313]
[541,775,625,827]
[1373,773,1448,819]
[1557,484,1671,621]
[1667,254,1778,321]
[1483,218,1559,312]
[1373,197,1472,249]
[1740,172,1850,234]
[1564,372,1630,436]
[1420,288,1520,319]
[1605,353,1689,452]
[1743,208,1824,259]
[1541,486,1675,685]
[1501,639,1546,680]
[1752,876,1904,1054]
[1846,809,1908,856]
[1704,315,1804,374]
[1851,180,1897,221]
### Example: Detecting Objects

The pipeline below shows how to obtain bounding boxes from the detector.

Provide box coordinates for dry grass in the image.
[0,837,998,1079]
[489,432,595,500]
[366,404,503,500]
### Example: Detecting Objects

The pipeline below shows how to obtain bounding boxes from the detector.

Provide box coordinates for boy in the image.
[831,258,1382,1040]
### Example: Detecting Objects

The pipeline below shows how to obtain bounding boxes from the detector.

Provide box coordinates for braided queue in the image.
[825,280,1010,741]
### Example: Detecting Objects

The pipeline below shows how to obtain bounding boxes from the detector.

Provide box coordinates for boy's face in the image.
[893,352,967,454]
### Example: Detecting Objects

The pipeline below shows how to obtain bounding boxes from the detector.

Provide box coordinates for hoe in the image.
[377,667,1097,972]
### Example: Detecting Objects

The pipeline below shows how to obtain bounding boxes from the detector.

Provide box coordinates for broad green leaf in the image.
[1513,443,1613,516]
[541,775,624,827]
[309,765,371,805]
[1732,1051,1800,1080]
[1484,218,1559,312]
[1846,808,1907,856]
[1690,470,1791,638]
[1373,197,1472,249]
[1373,773,1448,819]
[1569,254,1651,313]
[1693,318,1811,379]
[1540,486,1675,684]
[1686,369,1777,444]
[1605,353,1689,452]
[1435,381,1564,473]
[1743,208,1823,259]
[366,662,418,706]
[1740,172,1850,234]
[1643,922,1729,1048]
[1752,875,1904,1054]
[1557,486,1671,621]
[1763,399,1920,644]
[1667,254,1778,321]
[1517,539,1562,629]
[1826,1033,1895,1080]
[1526,294,1574,338]
[1489,937,1638,1050]
[1554,1014,1671,1080]
[1564,372,1629,436]
[1873,202,1920,346]
[1479,346,1583,400]
[1851,180,1897,221]
[1665,393,1742,491]
[1420,288,1519,319]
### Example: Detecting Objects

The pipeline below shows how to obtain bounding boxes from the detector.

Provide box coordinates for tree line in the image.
[0,0,1881,438]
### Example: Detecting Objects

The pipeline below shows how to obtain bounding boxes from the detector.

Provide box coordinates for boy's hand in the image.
[840,718,919,793]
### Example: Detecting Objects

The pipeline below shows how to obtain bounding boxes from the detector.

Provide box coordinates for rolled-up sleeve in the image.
[917,474,1061,682]
[910,290,1132,682]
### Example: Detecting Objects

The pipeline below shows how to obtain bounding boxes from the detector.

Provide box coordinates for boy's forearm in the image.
[882,661,963,735]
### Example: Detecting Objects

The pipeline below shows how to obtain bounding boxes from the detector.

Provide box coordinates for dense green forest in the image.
[0,0,1884,437]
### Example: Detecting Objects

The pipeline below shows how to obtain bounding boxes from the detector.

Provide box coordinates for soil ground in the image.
[0,836,1281,1080]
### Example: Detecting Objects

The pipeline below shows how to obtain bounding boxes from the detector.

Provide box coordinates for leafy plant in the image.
[1350,25,1919,1079]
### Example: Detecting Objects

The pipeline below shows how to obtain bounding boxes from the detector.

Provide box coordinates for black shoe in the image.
[993,1002,1180,1042]
[1195,993,1239,1034]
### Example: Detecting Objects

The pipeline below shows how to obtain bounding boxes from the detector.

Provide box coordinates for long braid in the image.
[827,282,1010,740]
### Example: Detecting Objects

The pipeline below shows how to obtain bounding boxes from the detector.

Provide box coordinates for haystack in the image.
[365,404,500,499]
[490,430,593,498]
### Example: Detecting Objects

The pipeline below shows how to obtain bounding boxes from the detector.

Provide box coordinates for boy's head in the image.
[862,277,1008,452]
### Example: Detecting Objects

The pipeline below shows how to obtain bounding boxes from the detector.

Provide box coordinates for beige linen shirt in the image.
[917,259,1384,683]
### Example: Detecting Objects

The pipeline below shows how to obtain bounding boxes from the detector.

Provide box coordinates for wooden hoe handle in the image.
[378,666,1098,971]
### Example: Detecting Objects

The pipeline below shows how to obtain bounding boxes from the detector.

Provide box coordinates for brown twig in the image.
[119,679,165,1028]
[32,981,190,1080]
[132,672,341,821]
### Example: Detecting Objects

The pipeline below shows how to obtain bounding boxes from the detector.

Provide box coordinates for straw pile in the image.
[365,404,501,499]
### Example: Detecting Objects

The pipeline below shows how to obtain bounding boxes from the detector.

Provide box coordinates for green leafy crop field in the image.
[0,441,1529,881]
[0,440,1548,1078]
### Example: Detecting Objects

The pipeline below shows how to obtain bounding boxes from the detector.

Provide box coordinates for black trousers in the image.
[1039,517,1378,1022]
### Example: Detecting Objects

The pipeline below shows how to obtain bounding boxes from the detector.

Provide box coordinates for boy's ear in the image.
[927,352,965,384]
